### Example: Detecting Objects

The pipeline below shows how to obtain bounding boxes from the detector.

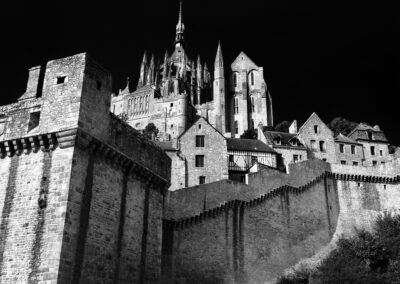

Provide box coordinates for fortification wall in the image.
[0,145,74,283]
[163,158,400,284]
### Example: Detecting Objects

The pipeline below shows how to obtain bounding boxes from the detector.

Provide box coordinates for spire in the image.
[175,0,185,48]
[215,41,224,68]
[137,51,148,89]
[147,54,155,85]
[162,50,169,80]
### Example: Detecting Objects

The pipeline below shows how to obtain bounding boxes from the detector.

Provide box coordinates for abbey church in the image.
[111,1,273,140]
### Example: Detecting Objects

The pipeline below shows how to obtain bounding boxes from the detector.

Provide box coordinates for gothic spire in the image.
[215,41,224,68]
[137,51,148,89]
[175,0,185,48]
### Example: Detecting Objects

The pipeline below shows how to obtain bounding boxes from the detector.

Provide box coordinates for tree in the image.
[328,117,358,137]
[274,121,291,133]
[240,128,258,139]
[143,123,159,140]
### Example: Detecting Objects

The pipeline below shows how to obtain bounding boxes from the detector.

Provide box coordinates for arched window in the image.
[251,97,255,112]
[133,98,137,114]
[234,97,239,114]
[145,95,150,112]
[233,73,237,88]
[139,97,143,112]
[250,72,254,86]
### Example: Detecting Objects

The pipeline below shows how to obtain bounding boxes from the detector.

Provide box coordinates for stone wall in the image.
[0,52,171,284]
[163,158,400,284]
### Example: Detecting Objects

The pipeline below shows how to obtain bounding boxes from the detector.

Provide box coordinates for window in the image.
[240,176,245,183]
[198,124,201,129]
[195,135,205,147]
[314,125,319,134]
[96,81,102,90]
[293,155,299,163]
[274,137,281,145]
[56,76,66,84]
[195,155,204,167]
[28,111,40,132]
[233,73,237,87]
[170,124,174,129]
[381,161,385,164]
[251,119,254,129]
[113,104,116,113]
[379,150,383,156]
[251,156,257,165]
[372,160,377,166]
[234,98,239,114]
[322,158,327,162]
[319,141,326,152]
[311,140,317,151]
[339,144,344,153]
[353,161,359,166]
[351,145,355,154]
[235,121,238,134]
[341,160,347,165]
[199,176,206,184]
[370,146,375,156]
[250,72,254,86]
[251,97,255,112]
[290,139,298,147]
[299,155,302,160]
[368,131,373,140]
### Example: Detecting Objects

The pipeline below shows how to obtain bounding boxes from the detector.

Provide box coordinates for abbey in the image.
[111,1,273,140]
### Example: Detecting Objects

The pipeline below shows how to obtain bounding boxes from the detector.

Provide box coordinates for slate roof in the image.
[334,133,362,145]
[227,138,276,153]
[348,123,388,143]
[263,131,306,149]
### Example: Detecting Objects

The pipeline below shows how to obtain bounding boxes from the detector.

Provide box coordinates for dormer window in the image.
[290,138,298,147]
[250,72,254,86]
[274,137,281,145]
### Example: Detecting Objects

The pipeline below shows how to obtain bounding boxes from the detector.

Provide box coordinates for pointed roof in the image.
[298,112,332,135]
[227,138,276,153]
[141,51,147,64]
[231,51,258,71]
[214,41,224,67]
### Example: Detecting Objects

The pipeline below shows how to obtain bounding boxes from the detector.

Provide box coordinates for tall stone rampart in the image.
[162,158,400,284]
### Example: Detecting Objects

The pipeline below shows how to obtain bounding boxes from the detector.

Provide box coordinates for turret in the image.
[147,54,155,85]
[213,41,226,133]
[137,51,148,89]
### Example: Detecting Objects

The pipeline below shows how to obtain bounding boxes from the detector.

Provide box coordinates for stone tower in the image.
[213,42,226,133]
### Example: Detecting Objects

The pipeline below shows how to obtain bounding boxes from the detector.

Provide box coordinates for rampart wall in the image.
[163,158,400,284]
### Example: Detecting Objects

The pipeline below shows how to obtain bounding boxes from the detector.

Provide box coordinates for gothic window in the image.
[133,98,137,114]
[234,98,239,114]
[250,72,254,86]
[128,99,132,116]
[251,97,255,112]
[146,95,150,112]
[234,121,238,134]
[140,97,143,112]
[233,73,237,87]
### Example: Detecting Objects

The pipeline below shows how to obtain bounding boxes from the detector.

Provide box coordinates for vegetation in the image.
[276,213,400,284]
[274,121,292,133]
[240,128,258,139]
[328,117,358,137]
[143,123,159,140]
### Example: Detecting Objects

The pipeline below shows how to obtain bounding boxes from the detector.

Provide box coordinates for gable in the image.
[298,112,332,136]
[231,52,259,72]
[178,117,225,141]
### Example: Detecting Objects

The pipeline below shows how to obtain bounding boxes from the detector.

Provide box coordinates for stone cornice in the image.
[0,128,170,194]
[164,171,400,229]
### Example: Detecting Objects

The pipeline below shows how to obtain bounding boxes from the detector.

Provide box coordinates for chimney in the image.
[289,120,298,134]
[258,122,267,144]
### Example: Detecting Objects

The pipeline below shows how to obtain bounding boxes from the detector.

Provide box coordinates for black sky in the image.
[1,0,399,145]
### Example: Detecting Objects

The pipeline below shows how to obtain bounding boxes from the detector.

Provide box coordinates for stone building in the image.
[334,133,364,166]
[297,112,337,164]
[0,53,171,283]
[347,123,390,166]
[110,0,273,140]
[258,122,307,171]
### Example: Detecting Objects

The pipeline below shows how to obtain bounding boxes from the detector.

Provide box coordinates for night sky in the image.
[1,0,399,145]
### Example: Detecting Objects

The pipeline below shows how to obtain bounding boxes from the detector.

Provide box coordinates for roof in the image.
[298,112,331,135]
[227,138,276,153]
[154,141,177,151]
[334,133,362,145]
[132,84,154,95]
[348,123,388,143]
[263,130,306,149]
[177,116,225,141]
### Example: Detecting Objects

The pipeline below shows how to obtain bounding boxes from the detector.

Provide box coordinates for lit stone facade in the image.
[110,1,273,141]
